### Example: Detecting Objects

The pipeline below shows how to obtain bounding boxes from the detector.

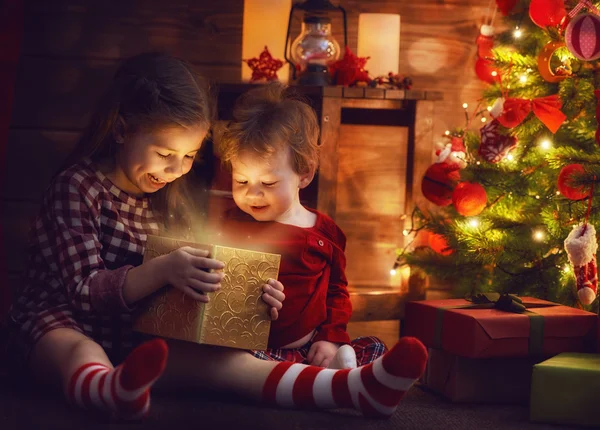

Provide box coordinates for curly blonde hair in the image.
[219,82,320,174]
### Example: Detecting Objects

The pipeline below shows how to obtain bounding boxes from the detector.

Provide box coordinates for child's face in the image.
[115,125,206,196]
[231,149,310,222]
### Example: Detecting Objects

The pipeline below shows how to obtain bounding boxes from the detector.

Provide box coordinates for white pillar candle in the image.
[242,0,292,83]
[357,13,401,78]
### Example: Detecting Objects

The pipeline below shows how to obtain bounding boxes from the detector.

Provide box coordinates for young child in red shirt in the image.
[216,83,390,369]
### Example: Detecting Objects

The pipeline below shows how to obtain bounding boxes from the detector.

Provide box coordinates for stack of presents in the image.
[404,293,600,428]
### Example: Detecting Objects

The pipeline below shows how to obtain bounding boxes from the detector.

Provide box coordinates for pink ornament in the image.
[479,120,518,163]
[566,13,600,61]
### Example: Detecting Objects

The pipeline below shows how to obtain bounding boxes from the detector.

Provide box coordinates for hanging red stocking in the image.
[564,223,598,305]
[475,3,501,84]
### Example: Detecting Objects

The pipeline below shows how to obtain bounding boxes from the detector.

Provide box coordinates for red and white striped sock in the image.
[263,336,427,418]
[66,338,168,420]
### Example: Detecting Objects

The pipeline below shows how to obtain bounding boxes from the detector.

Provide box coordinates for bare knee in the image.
[30,328,111,388]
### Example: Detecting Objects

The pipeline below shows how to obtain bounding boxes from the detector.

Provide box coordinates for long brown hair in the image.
[63,52,215,238]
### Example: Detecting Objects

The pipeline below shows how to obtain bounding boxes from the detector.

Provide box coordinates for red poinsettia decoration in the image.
[329,46,371,86]
[244,46,284,82]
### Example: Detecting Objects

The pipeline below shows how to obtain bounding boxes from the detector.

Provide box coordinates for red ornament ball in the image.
[421,163,461,206]
[429,233,453,256]
[557,164,590,200]
[565,14,600,61]
[529,0,566,28]
[474,57,500,84]
[452,182,487,216]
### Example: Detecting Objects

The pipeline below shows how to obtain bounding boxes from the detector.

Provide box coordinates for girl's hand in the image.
[307,341,340,367]
[262,279,285,320]
[165,247,225,302]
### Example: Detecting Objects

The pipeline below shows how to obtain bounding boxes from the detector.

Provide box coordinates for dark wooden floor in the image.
[0,374,575,430]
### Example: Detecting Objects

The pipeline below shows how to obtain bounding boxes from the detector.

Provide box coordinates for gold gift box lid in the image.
[133,235,280,350]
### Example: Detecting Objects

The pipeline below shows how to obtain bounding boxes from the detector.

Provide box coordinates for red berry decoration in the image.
[529,0,566,28]
[421,163,461,206]
[429,233,453,256]
[452,182,487,216]
[557,164,590,200]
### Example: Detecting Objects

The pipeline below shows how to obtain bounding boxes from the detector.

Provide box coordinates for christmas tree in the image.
[396,0,600,314]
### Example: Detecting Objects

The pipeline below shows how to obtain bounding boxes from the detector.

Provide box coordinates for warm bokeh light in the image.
[468,218,480,228]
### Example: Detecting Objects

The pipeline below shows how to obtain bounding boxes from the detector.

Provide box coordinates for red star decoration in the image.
[244,46,284,82]
[328,46,371,86]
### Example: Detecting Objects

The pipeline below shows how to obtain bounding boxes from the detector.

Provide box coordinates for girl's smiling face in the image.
[231,149,311,223]
[112,124,206,196]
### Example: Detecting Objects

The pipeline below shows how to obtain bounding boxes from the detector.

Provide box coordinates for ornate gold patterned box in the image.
[133,235,280,350]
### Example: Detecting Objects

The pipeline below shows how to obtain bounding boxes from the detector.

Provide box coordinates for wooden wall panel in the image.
[4,130,78,201]
[10,58,239,130]
[3,202,37,274]
[336,124,408,288]
[22,0,243,64]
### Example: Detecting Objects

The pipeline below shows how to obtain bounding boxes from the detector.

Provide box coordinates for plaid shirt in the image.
[8,159,159,357]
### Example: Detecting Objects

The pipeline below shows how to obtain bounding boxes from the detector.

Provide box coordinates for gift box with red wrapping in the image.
[421,347,543,404]
[403,296,597,359]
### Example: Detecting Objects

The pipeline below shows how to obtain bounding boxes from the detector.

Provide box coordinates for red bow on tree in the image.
[496,94,566,134]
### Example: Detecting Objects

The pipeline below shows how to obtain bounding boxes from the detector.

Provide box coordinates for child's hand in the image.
[165,247,225,302]
[262,279,285,320]
[307,341,340,367]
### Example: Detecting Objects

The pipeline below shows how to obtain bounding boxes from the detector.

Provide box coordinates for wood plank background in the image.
[4,0,492,317]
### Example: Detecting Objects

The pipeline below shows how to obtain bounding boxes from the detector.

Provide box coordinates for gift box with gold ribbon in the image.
[530,353,600,427]
[403,294,597,358]
[133,235,281,350]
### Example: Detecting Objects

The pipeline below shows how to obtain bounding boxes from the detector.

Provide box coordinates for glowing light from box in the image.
[242,0,291,83]
[357,13,401,78]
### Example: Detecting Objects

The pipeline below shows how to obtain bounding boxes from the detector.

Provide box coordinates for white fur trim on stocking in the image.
[579,286,596,305]
[564,223,598,266]
[490,98,505,119]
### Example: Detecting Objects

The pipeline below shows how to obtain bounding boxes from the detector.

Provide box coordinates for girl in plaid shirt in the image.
[6,53,428,421]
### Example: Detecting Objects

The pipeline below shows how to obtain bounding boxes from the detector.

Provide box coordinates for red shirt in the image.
[219,208,352,348]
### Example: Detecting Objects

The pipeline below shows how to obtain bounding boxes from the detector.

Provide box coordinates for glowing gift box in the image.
[133,235,281,350]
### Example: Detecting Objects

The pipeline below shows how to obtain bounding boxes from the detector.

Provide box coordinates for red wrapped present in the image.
[404,294,597,358]
[422,348,543,404]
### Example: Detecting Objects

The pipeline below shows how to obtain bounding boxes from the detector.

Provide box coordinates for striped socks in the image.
[263,337,427,418]
[66,338,168,420]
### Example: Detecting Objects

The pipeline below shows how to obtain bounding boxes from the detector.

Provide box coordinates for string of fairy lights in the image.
[390,21,576,278]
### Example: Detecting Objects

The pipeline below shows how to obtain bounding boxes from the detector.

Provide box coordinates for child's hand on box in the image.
[262,279,285,320]
[307,341,339,367]
[165,247,225,302]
